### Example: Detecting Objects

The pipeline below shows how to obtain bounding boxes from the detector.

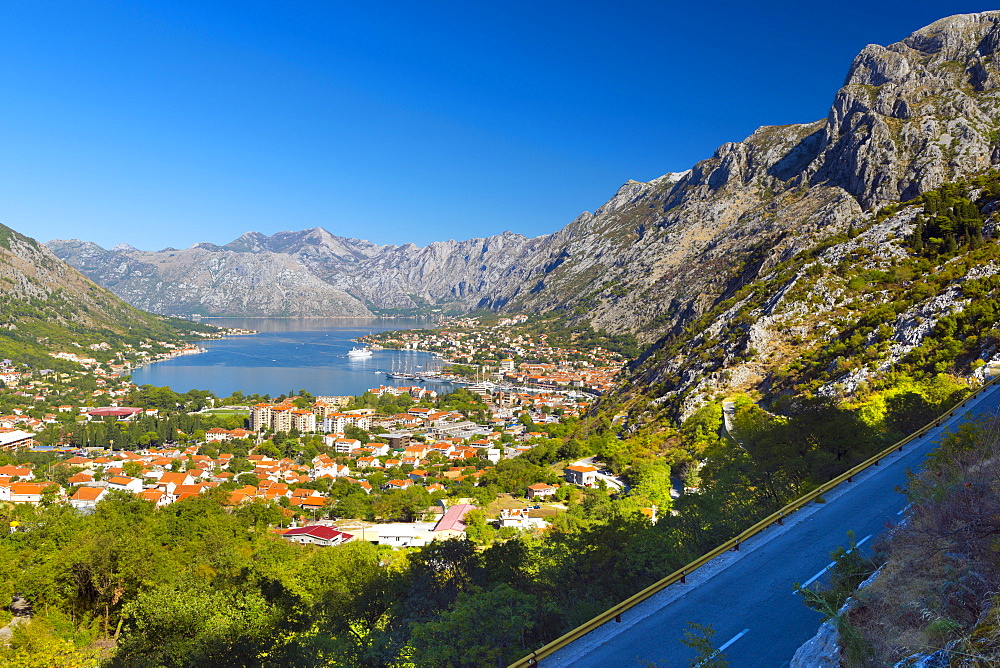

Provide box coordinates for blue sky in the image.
[2,1,995,250]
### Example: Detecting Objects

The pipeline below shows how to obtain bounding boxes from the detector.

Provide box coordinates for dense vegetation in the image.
[797,417,1000,666]
[0,369,971,667]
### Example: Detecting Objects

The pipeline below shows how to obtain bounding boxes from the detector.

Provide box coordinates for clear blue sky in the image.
[1,1,994,250]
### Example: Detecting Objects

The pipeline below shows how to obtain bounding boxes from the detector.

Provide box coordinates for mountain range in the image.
[41,12,1000,413]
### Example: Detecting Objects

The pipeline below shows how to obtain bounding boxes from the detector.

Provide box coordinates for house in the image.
[0,465,33,480]
[343,478,372,494]
[172,484,206,501]
[324,437,361,454]
[527,483,557,500]
[205,428,232,442]
[140,489,170,507]
[281,525,353,547]
[9,482,52,504]
[297,496,328,512]
[107,476,144,493]
[67,472,94,486]
[498,507,535,529]
[430,441,456,457]
[403,443,430,459]
[227,490,253,506]
[384,479,413,491]
[156,471,195,494]
[373,523,437,547]
[564,465,598,487]
[433,503,475,538]
[362,443,390,457]
[290,488,321,501]
[70,486,106,510]
[356,456,381,469]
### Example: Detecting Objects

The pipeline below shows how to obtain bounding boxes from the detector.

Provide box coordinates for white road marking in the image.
[800,534,873,589]
[802,562,835,588]
[693,629,749,668]
[718,628,750,651]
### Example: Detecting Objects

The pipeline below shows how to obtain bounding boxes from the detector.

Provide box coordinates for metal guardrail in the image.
[508,376,1000,667]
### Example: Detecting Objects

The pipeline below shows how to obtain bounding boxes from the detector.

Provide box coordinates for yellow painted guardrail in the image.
[509,375,1000,667]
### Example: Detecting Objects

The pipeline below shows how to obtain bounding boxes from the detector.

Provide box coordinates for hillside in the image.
[0,224,215,366]
[607,171,1000,425]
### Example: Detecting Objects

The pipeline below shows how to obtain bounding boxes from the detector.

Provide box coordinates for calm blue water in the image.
[129,317,449,398]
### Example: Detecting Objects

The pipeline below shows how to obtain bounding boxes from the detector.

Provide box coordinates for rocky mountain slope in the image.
[46,237,375,318]
[0,225,212,366]
[47,13,1000,398]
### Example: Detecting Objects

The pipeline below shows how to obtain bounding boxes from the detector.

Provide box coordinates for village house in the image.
[106,476,144,494]
[281,525,353,547]
[67,472,94,486]
[498,507,544,529]
[527,483,557,500]
[0,464,33,479]
[70,486,106,510]
[432,503,475,539]
[564,465,598,487]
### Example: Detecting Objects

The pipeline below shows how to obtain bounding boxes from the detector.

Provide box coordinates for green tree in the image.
[409,584,537,668]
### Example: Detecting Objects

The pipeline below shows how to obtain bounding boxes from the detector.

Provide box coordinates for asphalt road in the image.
[545,383,1000,668]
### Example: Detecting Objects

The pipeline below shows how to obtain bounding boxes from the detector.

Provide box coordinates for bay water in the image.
[129,317,448,398]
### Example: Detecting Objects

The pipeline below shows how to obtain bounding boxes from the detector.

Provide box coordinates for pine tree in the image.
[911,217,925,253]
[944,234,958,255]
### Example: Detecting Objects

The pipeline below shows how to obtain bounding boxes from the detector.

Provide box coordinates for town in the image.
[360,314,628,395]
[0,327,635,551]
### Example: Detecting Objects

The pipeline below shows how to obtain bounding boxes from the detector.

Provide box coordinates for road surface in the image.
[544,384,1000,667]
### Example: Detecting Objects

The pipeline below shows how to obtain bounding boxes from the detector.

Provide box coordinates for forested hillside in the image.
[0,224,214,367]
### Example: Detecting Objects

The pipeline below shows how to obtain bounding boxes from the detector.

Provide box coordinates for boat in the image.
[347,347,373,358]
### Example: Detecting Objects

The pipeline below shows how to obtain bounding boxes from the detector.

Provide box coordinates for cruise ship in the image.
[347,347,373,358]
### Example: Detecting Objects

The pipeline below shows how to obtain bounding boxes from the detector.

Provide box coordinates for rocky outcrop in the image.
[790,619,840,668]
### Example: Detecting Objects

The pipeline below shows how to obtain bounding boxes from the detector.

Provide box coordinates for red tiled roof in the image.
[283,525,346,541]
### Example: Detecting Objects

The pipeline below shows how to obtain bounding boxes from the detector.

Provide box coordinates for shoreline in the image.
[191,315,442,321]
